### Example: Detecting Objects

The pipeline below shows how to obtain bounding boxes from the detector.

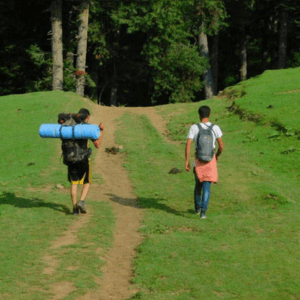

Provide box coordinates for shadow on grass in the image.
[0,191,71,214]
[107,193,188,217]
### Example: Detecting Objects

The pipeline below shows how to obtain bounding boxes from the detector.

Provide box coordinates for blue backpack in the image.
[195,123,215,162]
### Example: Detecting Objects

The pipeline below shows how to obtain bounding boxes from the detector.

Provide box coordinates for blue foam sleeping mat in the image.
[39,124,100,140]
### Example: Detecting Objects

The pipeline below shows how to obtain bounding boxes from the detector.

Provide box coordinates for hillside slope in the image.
[0,67,300,300]
[115,68,300,299]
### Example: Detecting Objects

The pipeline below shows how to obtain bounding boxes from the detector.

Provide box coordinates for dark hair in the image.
[198,106,211,118]
[78,108,90,121]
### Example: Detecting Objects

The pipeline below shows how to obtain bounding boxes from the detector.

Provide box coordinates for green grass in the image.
[0,91,115,300]
[115,69,300,299]
[224,67,300,132]
[1,68,300,299]
[1,91,80,188]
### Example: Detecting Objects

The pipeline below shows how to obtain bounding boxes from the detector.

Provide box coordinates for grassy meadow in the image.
[0,91,114,299]
[0,67,300,300]
[115,68,300,299]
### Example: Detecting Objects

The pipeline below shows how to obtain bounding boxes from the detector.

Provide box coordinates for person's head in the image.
[198,105,211,119]
[78,108,90,121]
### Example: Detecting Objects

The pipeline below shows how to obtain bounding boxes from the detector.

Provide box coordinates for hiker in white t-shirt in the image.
[185,105,224,218]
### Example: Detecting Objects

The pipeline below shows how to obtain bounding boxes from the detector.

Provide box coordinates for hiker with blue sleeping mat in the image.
[59,108,104,215]
[185,105,224,219]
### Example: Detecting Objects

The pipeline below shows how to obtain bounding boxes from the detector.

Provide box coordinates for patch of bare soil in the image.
[51,282,76,300]
[41,212,92,298]
[42,101,173,300]
[275,89,300,94]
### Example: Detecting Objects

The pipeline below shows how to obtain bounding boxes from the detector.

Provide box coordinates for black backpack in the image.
[195,123,215,162]
[58,113,91,164]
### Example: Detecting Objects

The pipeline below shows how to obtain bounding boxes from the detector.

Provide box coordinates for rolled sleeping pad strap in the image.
[39,124,100,140]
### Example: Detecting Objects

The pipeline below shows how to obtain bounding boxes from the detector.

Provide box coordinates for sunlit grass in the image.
[0,91,114,299]
[116,68,300,299]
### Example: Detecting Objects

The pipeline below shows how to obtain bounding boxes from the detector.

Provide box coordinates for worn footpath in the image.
[42,101,173,300]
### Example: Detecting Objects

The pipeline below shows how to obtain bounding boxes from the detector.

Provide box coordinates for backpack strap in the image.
[196,123,201,131]
[207,123,216,139]
[59,125,63,139]
[195,123,201,143]
[196,123,215,135]
[72,124,76,140]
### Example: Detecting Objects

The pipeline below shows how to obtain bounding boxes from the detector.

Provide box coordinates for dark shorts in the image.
[67,158,91,184]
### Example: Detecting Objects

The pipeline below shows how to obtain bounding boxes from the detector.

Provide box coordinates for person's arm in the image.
[92,123,104,148]
[185,138,193,172]
[216,137,224,160]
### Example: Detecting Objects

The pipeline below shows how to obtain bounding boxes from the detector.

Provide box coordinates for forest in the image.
[1,0,300,107]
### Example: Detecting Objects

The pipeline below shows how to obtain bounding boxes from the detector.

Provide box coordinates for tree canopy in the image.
[1,0,300,106]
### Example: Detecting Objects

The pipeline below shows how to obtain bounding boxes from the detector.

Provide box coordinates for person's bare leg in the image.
[71,184,78,207]
[71,184,79,215]
[80,183,90,201]
[77,183,90,213]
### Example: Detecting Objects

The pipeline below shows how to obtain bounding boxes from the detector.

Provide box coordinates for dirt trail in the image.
[41,102,173,300]
[85,104,174,300]
[84,104,142,300]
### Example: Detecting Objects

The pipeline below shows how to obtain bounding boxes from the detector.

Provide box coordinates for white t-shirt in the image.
[187,122,223,149]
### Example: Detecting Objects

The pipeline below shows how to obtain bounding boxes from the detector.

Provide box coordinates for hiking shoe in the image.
[77,201,86,214]
[73,207,79,215]
[200,213,207,219]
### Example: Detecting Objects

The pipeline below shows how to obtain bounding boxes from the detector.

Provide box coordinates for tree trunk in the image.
[261,19,270,72]
[51,0,63,91]
[110,84,118,106]
[239,23,247,81]
[210,34,219,95]
[199,25,214,99]
[278,8,288,69]
[76,0,89,96]
[271,16,279,69]
[110,61,118,106]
